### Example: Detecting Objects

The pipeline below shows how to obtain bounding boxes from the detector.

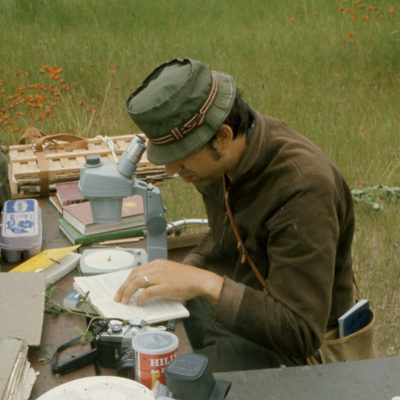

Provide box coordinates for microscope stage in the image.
[80,248,148,275]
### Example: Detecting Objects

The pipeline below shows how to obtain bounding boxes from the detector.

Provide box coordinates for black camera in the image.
[95,319,146,378]
[51,318,146,377]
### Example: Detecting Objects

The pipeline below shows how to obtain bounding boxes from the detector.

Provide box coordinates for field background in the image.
[1,0,399,357]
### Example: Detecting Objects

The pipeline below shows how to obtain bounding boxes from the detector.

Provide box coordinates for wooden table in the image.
[1,198,196,399]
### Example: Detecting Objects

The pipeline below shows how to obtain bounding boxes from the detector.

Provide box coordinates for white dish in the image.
[37,376,155,400]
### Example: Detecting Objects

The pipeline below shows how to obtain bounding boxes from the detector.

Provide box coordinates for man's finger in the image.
[114,274,143,304]
[136,285,164,306]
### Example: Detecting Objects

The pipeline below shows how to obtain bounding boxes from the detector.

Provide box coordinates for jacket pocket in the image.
[307,308,377,364]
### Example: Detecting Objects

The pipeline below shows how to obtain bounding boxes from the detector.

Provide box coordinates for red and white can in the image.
[132,331,179,389]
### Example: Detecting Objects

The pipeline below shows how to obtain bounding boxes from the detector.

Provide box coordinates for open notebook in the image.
[73,269,189,324]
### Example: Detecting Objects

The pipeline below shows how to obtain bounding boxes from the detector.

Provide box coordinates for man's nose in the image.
[164,161,182,176]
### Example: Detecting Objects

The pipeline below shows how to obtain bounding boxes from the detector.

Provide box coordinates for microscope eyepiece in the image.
[117,135,146,178]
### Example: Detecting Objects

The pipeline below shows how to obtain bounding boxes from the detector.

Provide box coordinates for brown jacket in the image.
[184,111,355,358]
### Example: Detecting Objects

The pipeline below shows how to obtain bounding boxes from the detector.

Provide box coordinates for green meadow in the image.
[0,0,399,357]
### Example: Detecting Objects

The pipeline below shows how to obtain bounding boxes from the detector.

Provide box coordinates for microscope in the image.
[79,135,167,261]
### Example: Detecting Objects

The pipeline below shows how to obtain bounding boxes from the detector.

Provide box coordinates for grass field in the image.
[1,0,399,357]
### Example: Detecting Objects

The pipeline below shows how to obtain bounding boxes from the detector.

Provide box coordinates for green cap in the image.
[126,58,236,165]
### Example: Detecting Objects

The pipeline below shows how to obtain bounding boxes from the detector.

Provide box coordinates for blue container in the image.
[0,199,42,262]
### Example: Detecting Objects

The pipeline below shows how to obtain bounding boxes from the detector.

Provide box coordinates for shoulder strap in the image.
[222,175,270,294]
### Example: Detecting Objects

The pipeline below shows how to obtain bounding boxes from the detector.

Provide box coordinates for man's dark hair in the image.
[204,88,253,159]
[223,88,253,138]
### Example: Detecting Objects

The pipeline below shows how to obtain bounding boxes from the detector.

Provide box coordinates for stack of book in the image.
[0,336,37,400]
[0,273,45,399]
[51,181,146,246]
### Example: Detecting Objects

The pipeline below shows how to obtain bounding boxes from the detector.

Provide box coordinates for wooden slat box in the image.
[8,134,167,198]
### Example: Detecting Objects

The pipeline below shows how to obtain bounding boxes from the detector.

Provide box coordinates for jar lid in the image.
[132,331,178,355]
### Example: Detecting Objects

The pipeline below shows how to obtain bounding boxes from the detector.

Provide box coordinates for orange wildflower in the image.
[368,6,378,11]
[351,15,356,20]
[388,8,395,14]
[362,15,369,20]
[290,17,295,22]
[78,100,84,106]
[0,80,3,86]
[349,32,354,38]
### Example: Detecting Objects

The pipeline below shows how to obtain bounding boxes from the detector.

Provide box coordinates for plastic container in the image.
[0,199,42,262]
[132,331,178,389]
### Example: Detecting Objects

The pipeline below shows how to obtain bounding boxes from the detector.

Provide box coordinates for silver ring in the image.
[143,275,150,288]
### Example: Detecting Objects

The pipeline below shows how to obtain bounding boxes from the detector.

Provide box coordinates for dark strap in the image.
[222,175,270,294]
[18,127,88,196]
[51,334,98,375]
[19,127,88,151]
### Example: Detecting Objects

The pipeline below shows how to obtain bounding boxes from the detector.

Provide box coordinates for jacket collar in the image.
[231,110,270,184]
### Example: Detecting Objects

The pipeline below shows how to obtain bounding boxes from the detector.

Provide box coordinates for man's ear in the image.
[214,124,234,150]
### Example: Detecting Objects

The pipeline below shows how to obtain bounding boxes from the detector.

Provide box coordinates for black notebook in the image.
[338,299,370,338]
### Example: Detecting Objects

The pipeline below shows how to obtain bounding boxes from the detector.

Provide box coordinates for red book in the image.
[62,195,145,235]
[55,181,86,207]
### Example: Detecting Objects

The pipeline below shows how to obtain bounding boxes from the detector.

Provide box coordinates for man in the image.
[115,58,355,371]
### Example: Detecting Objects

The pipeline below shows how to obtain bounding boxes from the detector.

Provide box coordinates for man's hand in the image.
[114,259,224,307]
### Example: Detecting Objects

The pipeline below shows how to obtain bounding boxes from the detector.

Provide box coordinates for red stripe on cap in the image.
[149,75,218,145]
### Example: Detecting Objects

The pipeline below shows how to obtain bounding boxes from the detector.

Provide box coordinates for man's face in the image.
[164,142,224,188]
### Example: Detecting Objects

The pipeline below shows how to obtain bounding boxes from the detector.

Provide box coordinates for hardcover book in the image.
[49,195,63,214]
[58,218,145,246]
[338,299,370,338]
[62,195,145,235]
[55,181,86,207]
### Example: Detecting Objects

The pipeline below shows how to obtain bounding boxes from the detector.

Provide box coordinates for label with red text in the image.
[135,349,178,389]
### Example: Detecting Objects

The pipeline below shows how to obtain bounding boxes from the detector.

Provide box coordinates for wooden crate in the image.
[8,134,168,198]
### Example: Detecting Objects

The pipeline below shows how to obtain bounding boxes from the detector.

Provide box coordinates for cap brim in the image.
[146,71,236,165]
[210,379,232,400]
